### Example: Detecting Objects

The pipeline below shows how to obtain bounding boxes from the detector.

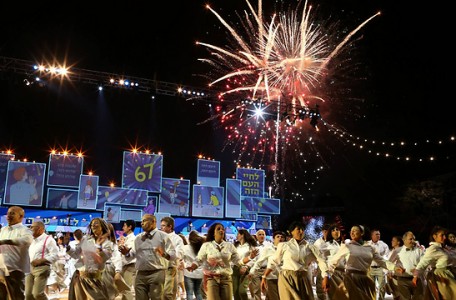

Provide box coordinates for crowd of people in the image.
[0,205,456,300]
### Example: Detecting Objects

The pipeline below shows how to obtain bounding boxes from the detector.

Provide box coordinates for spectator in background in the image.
[0,206,34,300]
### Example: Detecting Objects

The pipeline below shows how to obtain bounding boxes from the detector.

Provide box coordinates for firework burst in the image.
[196,0,379,195]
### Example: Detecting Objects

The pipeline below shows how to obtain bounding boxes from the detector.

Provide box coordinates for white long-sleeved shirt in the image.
[270,238,329,277]
[195,240,242,277]
[414,242,455,276]
[182,244,203,279]
[28,233,59,266]
[389,245,424,277]
[127,229,176,271]
[121,232,136,266]
[0,223,33,274]
[329,240,395,273]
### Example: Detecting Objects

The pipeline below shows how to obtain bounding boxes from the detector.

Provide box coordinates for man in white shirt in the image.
[25,221,59,300]
[313,223,331,300]
[0,206,34,300]
[249,229,272,300]
[119,214,176,300]
[116,219,137,300]
[388,231,425,299]
[160,216,184,300]
[367,228,390,300]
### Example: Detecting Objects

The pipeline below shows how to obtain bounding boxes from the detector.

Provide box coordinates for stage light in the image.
[98,85,103,91]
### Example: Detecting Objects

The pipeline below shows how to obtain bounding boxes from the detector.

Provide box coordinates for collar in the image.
[34,232,47,241]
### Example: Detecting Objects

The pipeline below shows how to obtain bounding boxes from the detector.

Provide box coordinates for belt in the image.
[137,269,164,275]
[371,266,381,268]
[346,269,367,275]
[79,270,102,280]
[335,267,345,272]
[393,275,413,280]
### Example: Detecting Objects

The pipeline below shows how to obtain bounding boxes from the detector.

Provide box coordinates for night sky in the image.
[1,1,454,239]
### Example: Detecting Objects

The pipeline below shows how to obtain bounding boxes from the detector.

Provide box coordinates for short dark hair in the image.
[273,231,285,238]
[124,219,136,231]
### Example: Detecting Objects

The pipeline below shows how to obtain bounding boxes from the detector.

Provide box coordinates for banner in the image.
[122,151,163,192]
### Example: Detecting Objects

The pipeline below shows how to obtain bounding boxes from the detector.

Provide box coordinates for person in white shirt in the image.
[367,228,390,300]
[232,229,258,300]
[116,219,136,300]
[66,218,114,300]
[25,221,59,300]
[329,225,397,300]
[182,231,205,300]
[413,226,456,299]
[313,223,331,300]
[248,229,271,300]
[160,216,185,300]
[388,231,424,300]
[65,229,83,283]
[187,223,253,300]
[0,206,34,300]
[269,221,329,300]
[257,231,286,300]
[119,214,176,300]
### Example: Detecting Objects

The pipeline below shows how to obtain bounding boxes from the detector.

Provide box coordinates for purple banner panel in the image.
[4,160,46,207]
[256,215,272,229]
[0,153,15,205]
[47,153,84,187]
[197,159,220,187]
[225,179,241,218]
[144,195,158,214]
[97,186,149,211]
[158,178,191,217]
[192,185,224,218]
[46,188,79,209]
[241,196,281,215]
[104,204,121,223]
[122,151,163,193]
[236,167,265,197]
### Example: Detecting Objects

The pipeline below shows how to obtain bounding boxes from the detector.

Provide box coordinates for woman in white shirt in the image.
[183,231,205,300]
[413,225,456,299]
[188,223,255,300]
[270,221,329,300]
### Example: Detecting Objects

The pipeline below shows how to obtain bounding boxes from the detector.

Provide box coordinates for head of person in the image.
[6,206,25,226]
[88,217,110,238]
[321,223,331,240]
[370,228,381,242]
[288,221,305,242]
[141,214,157,233]
[73,229,83,241]
[206,222,225,242]
[30,221,45,238]
[123,219,136,234]
[272,230,285,245]
[446,230,456,247]
[188,230,205,254]
[326,224,341,243]
[350,225,365,243]
[401,232,414,248]
[13,167,27,181]
[429,225,447,244]
[107,222,117,244]
[256,229,266,244]
[236,229,257,247]
[160,216,175,233]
